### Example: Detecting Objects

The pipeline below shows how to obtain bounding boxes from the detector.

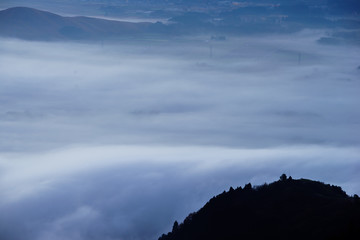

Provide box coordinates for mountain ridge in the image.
[1,5,359,42]
[159,175,360,240]
[0,7,164,41]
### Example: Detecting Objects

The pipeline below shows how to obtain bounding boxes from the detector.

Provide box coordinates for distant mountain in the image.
[159,175,360,240]
[0,7,167,41]
[1,5,359,42]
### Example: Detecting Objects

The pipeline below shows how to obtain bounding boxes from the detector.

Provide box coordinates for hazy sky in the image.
[0,30,360,240]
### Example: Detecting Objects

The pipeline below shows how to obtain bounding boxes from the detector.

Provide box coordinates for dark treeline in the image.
[159,175,360,240]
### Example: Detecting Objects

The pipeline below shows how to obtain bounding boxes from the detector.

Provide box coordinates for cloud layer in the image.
[1,145,360,240]
[0,30,360,240]
[1,32,359,152]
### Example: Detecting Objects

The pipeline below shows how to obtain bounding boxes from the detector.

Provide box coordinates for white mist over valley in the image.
[0,1,360,239]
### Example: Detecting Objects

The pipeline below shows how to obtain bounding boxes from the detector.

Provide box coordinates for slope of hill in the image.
[159,175,360,240]
[0,7,165,40]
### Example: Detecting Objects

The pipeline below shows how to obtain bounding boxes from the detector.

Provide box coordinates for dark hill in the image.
[0,7,166,41]
[159,175,360,240]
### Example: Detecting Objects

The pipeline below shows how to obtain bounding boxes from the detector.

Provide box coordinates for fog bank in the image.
[1,30,360,240]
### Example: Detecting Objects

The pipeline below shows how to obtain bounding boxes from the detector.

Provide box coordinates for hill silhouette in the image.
[0,7,165,41]
[159,175,360,240]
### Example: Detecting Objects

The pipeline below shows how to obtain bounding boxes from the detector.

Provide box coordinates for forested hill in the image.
[159,175,360,240]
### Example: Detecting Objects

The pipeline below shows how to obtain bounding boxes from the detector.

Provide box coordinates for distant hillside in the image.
[159,175,360,240]
[0,7,167,41]
[1,5,359,42]
[1,4,359,42]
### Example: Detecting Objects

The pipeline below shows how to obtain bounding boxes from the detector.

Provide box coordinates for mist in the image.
[1,29,360,240]
[1,32,359,150]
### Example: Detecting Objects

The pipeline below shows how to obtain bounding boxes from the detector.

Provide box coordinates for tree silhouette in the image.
[280,173,287,181]
[172,221,179,232]
[244,183,252,190]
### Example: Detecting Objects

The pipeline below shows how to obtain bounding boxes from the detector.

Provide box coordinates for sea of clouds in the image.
[0,30,360,240]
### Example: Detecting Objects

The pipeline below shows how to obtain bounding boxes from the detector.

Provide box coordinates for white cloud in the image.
[38,206,100,240]
[0,29,359,240]
[0,144,359,240]
[1,32,359,152]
